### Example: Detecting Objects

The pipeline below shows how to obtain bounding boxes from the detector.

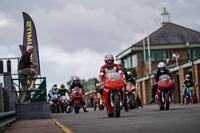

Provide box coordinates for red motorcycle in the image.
[71,87,83,113]
[102,73,126,117]
[156,74,174,110]
[126,82,137,109]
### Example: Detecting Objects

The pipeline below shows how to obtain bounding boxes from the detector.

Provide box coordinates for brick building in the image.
[116,8,200,105]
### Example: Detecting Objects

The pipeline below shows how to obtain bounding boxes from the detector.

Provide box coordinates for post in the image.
[147,36,151,74]
[0,83,4,112]
[143,38,146,62]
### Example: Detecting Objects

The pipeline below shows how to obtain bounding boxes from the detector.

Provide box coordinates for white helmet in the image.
[185,74,190,81]
[158,62,166,73]
[104,54,114,67]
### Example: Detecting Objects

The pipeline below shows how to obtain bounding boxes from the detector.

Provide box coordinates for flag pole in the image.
[147,35,151,74]
[143,38,146,62]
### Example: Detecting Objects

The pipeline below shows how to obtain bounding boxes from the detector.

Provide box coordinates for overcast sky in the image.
[0,0,200,90]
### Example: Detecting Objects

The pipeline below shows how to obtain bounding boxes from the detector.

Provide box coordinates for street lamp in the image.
[173,54,179,66]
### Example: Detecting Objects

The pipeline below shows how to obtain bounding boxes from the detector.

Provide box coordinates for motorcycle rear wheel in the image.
[129,95,135,109]
[191,96,194,104]
[160,106,164,110]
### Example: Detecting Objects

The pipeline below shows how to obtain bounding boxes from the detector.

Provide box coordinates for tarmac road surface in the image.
[51,103,200,133]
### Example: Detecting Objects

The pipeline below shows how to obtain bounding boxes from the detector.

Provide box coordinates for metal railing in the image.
[11,77,47,103]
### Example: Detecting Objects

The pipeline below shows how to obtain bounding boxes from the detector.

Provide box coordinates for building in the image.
[116,8,200,104]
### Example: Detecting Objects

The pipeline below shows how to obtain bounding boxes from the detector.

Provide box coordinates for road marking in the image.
[52,119,74,133]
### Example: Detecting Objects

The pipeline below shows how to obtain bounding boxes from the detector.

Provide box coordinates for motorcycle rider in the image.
[94,83,100,111]
[68,76,88,112]
[59,84,69,96]
[99,54,126,110]
[181,74,196,105]
[127,71,143,107]
[50,84,60,112]
[149,62,174,104]
[50,84,60,98]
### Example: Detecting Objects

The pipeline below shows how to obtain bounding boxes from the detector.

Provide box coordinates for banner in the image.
[19,12,40,75]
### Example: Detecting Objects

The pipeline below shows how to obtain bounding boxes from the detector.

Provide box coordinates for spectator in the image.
[18,45,38,102]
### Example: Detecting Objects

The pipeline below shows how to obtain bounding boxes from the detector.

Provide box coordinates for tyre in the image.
[160,106,164,110]
[101,106,104,110]
[164,93,170,110]
[61,103,64,113]
[64,102,68,113]
[54,103,58,113]
[191,95,194,104]
[185,97,188,104]
[94,101,97,111]
[75,101,79,113]
[114,95,120,117]
[129,96,133,109]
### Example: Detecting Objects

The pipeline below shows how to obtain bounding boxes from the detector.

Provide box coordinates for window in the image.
[132,54,137,67]
[142,50,164,62]
[187,49,194,60]
[123,56,131,68]
[165,51,172,60]
[195,48,200,59]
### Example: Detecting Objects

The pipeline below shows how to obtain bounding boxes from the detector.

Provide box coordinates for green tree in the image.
[126,67,137,78]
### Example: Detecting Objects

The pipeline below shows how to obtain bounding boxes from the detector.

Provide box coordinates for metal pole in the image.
[147,36,151,74]
[143,38,146,62]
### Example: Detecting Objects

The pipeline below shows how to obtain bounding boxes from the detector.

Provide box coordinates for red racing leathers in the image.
[99,63,123,82]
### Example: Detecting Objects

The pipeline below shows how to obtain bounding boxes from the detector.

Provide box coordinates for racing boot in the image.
[149,86,156,104]
[149,97,155,104]
[67,105,71,113]
[83,105,88,112]
[125,107,129,112]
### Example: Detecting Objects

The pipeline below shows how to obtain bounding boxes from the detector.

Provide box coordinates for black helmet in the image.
[185,74,190,81]
[53,84,57,87]
[60,84,65,88]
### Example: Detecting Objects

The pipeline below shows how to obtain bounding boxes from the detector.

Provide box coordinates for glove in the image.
[100,81,105,89]
[100,81,104,86]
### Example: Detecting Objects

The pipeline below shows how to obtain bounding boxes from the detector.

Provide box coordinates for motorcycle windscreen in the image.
[158,74,173,88]
[105,73,125,88]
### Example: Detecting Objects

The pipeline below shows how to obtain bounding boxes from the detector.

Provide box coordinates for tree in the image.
[126,67,137,78]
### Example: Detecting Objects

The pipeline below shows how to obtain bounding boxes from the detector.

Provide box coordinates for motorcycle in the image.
[94,89,104,111]
[102,73,126,117]
[184,87,195,104]
[126,82,137,109]
[71,87,83,113]
[50,94,60,113]
[156,74,174,110]
[60,95,69,113]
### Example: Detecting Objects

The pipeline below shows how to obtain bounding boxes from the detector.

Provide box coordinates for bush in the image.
[126,67,137,78]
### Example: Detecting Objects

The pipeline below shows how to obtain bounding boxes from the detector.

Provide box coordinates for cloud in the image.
[1,0,200,90]
[39,45,107,89]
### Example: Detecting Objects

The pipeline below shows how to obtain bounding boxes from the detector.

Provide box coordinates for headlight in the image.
[126,92,128,94]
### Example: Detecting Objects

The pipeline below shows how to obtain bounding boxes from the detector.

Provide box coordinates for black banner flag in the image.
[19,12,41,75]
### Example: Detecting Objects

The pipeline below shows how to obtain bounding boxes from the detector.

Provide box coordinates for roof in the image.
[116,22,200,59]
[134,22,200,47]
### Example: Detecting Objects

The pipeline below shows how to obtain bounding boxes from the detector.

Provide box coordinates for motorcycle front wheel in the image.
[114,95,120,117]
[75,101,79,113]
[164,93,170,110]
